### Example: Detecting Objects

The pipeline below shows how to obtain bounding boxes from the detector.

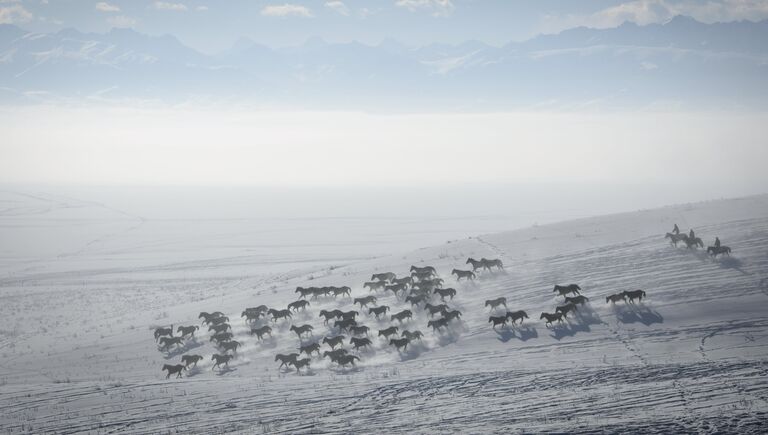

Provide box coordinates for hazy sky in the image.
[1,106,766,189]
[4,0,768,52]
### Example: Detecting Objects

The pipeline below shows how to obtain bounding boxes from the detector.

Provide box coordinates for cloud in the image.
[395,0,454,17]
[153,2,188,11]
[261,3,313,17]
[196,6,208,11]
[107,15,136,28]
[325,1,349,16]
[95,2,120,13]
[539,0,768,34]
[0,4,32,24]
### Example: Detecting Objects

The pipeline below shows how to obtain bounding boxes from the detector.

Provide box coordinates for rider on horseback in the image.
[673,224,679,234]
[689,229,695,239]
[715,236,721,248]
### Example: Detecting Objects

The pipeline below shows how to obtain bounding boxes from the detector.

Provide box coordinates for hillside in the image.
[0,193,767,432]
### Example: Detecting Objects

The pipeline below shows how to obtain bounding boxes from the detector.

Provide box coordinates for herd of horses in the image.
[156,258,504,377]
[157,225,733,378]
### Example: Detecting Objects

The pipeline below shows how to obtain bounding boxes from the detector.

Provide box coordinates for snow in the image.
[1,191,767,433]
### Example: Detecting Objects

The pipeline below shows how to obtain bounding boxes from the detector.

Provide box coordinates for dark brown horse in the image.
[623,289,646,303]
[505,310,528,325]
[553,284,581,297]
[540,312,564,327]
[162,364,186,379]
[390,337,410,352]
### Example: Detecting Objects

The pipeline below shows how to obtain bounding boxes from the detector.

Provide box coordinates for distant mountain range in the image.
[1,16,766,110]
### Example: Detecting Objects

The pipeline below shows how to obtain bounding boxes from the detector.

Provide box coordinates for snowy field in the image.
[1,190,767,433]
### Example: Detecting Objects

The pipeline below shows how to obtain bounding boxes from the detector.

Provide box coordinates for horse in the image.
[290,324,313,338]
[177,325,199,338]
[402,330,423,341]
[162,364,186,379]
[466,258,485,272]
[405,294,427,307]
[555,303,578,318]
[288,300,310,312]
[210,332,233,343]
[412,270,435,282]
[341,310,359,321]
[274,353,299,369]
[363,281,387,292]
[665,232,687,247]
[208,316,229,326]
[452,269,475,281]
[368,305,390,319]
[485,297,507,310]
[378,326,399,339]
[372,272,396,282]
[293,358,311,373]
[410,265,437,276]
[154,325,173,342]
[211,354,233,370]
[393,276,414,288]
[350,325,370,336]
[354,295,377,308]
[427,318,449,331]
[540,312,564,327]
[350,337,372,350]
[318,310,337,324]
[323,336,345,349]
[564,295,589,306]
[623,289,646,304]
[332,286,352,297]
[268,308,292,322]
[250,325,272,340]
[390,337,410,352]
[295,286,315,299]
[488,315,508,329]
[605,293,626,304]
[199,312,223,325]
[443,310,462,321]
[707,246,732,257]
[433,287,457,301]
[323,349,349,363]
[385,283,408,296]
[219,340,241,353]
[334,318,357,332]
[159,336,184,351]
[299,342,321,357]
[391,309,413,323]
[553,284,581,297]
[425,277,445,288]
[481,258,504,271]
[682,235,704,249]
[505,310,528,325]
[336,354,360,368]
[425,303,449,317]
[181,354,203,368]
[241,311,262,323]
[208,323,231,334]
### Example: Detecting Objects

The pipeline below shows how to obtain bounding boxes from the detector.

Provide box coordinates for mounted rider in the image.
[672,223,680,234]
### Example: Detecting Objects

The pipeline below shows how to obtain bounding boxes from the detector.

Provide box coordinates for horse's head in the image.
[539,313,546,319]
[466,258,473,264]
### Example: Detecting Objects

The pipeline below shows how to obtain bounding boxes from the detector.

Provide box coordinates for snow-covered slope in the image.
[1,192,767,433]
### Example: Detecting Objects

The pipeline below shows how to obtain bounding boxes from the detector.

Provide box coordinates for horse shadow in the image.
[549,321,592,340]
[717,256,749,275]
[215,366,238,376]
[162,340,204,359]
[613,304,663,326]
[435,325,465,347]
[398,341,429,361]
[495,325,538,343]
[185,366,203,378]
[572,305,603,326]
